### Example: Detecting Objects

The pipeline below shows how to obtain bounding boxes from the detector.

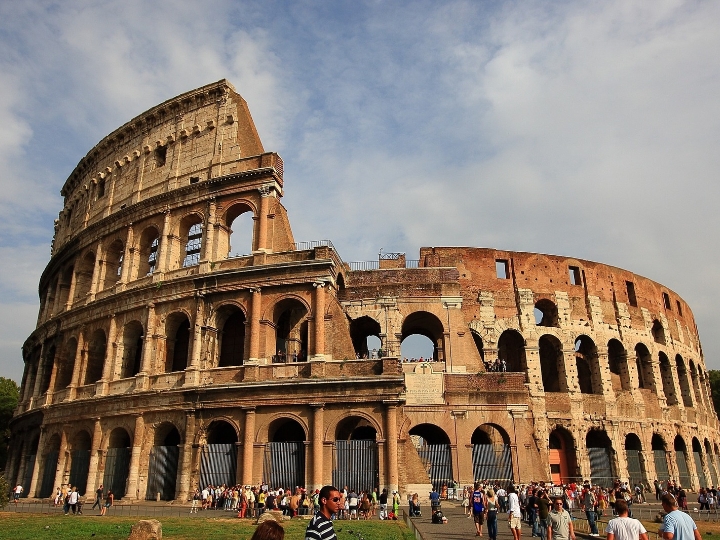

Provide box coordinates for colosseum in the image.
[6,79,720,503]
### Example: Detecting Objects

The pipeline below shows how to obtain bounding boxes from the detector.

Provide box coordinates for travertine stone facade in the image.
[8,80,720,503]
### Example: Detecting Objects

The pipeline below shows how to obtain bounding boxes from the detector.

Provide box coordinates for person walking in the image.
[100,489,113,516]
[91,484,104,510]
[13,484,23,505]
[606,499,648,540]
[660,493,702,540]
[486,488,500,540]
[583,484,599,536]
[305,485,342,540]
[547,496,575,540]
[472,482,486,537]
[508,485,523,540]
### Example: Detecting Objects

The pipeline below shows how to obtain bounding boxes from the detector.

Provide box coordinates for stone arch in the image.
[401,311,446,362]
[534,298,559,327]
[586,429,615,487]
[68,430,92,495]
[497,329,527,374]
[103,427,132,499]
[264,416,307,490]
[471,424,513,483]
[674,435,691,489]
[216,303,247,367]
[409,423,453,491]
[38,433,61,498]
[625,433,646,487]
[39,344,56,394]
[165,311,191,373]
[652,433,670,480]
[55,337,78,391]
[652,320,666,345]
[84,328,107,385]
[539,334,565,392]
[575,335,601,395]
[350,315,382,359]
[120,320,144,379]
[549,427,578,484]
[153,421,183,446]
[658,352,677,405]
[689,360,704,408]
[137,225,160,277]
[270,296,310,362]
[178,212,204,268]
[102,238,124,290]
[692,437,707,488]
[223,200,256,257]
[333,414,380,493]
[73,251,96,303]
[705,439,719,488]
[607,339,631,391]
[57,264,75,308]
[335,415,380,441]
[633,343,655,391]
[676,355,693,407]
[146,421,182,501]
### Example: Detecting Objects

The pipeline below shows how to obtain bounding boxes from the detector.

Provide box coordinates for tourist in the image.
[305,485,342,540]
[463,486,472,516]
[547,496,575,540]
[486,488,499,540]
[392,489,401,517]
[100,489,113,516]
[191,488,201,513]
[508,485,523,540]
[379,488,388,520]
[472,482,486,537]
[91,484,104,510]
[605,499,647,540]
[409,493,421,517]
[537,489,551,540]
[348,489,358,519]
[582,483,599,536]
[13,483,23,505]
[251,520,285,540]
[660,493,702,540]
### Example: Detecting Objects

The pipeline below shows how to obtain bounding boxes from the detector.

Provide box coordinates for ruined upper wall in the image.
[53,80,273,254]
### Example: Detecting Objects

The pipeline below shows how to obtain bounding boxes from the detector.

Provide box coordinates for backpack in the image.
[432,510,444,524]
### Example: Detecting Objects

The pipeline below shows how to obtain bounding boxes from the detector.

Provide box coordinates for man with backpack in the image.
[472,482,486,537]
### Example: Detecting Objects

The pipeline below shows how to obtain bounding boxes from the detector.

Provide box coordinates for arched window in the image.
[575,335,601,394]
[534,299,559,327]
[183,222,203,267]
[120,321,144,379]
[84,329,107,385]
[137,227,160,277]
[607,339,630,391]
[676,355,693,407]
[658,352,677,405]
[73,252,96,303]
[634,343,656,391]
[218,308,246,367]
[350,316,382,359]
[273,299,309,362]
[165,313,190,372]
[497,330,527,374]
[228,210,254,257]
[401,311,445,362]
[652,320,666,345]
[539,335,564,392]
[103,240,124,290]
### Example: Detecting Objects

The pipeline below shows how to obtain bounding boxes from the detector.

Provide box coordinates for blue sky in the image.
[1,0,719,382]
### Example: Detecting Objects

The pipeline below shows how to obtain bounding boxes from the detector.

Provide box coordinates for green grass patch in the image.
[0,513,415,540]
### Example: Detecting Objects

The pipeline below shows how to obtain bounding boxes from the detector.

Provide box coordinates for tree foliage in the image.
[709,370,720,417]
[0,377,20,470]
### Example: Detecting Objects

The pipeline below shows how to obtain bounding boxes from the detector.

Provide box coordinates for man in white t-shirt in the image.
[13,484,23,505]
[606,499,648,540]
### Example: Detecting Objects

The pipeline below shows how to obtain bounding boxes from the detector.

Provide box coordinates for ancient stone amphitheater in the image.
[7,80,719,502]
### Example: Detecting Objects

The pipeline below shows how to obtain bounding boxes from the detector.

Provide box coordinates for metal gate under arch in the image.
[588,448,614,488]
[653,450,669,482]
[416,443,453,492]
[200,443,237,488]
[693,452,707,488]
[69,449,91,495]
[472,444,513,484]
[625,449,644,487]
[103,447,131,499]
[22,454,36,497]
[39,451,58,498]
[146,445,179,500]
[676,452,692,489]
[333,440,378,493]
[263,442,305,490]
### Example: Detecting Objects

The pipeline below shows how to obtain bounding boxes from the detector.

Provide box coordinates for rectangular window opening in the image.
[568,266,581,285]
[626,281,637,307]
[676,300,683,316]
[663,292,671,310]
[495,259,509,279]
[189,176,200,184]
[155,145,167,167]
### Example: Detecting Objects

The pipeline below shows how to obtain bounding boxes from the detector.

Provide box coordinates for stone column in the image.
[85,418,102,496]
[64,269,77,311]
[201,198,216,263]
[97,315,117,395]
[89,242,104,300]
[126,415,145,499]
[562,347,580,393]
[31,342,47,399]
[242,407,256,486]
[248,288,262,362]
[255,187,271,252]
[28,428,47,497]
[119,225,134,284]
[311,403,325,491]
[68,331,86,400]
[53,429,69,489]
[156,209,171,274]
[51,278,64,317]
[184,296,205,387]
[139,304,156,374]
[177,413,196,501]
[312,282,326,360]
[385,401,399,494]
[523,345,544,396]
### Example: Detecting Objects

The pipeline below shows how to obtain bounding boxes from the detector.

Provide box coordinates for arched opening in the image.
[146,423,181,501]
[350,316,381,359]
[607,339,631,391]
[200,421,238,488]
[692,438,707,489]
[471,424,513,484]
[273,299,309,363]
[674,436,691,489]
[138,227,160,277]
[55,338,77,391]
[497,330,527,375]
[658,352,677,405]
[264,418,306,490]
[633,343,655,391]
[539,335,564,392]
[586,430,615,487]
[103,240,124,290]
[401,311,445,362]
[73,252,96,303]
[227,206,255,257]
[549,428,578,485]
[575,335,601,394]
[39,434,61,498]
[165,313,190,372]
[84,329,107,385]
[652,320,666,345]
[103,428,132,499]
[218,308,246,367]
[20,436,39,497]
[471,331,486,365]
[69,431,91,495]
[39,345,56,394]
[534,299,559,327]
[690,361,704,408]
[333,417,379,493]
[409,424,452,491]
[180,215,203,268]
[120,321,144,379]
[57,265,74,308]
[705,439,719,488]
[676,355,693,407]
[652,434,669,480]
[625,434,646,487]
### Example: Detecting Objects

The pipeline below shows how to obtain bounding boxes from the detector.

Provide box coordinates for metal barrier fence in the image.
[4,500,239,518]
